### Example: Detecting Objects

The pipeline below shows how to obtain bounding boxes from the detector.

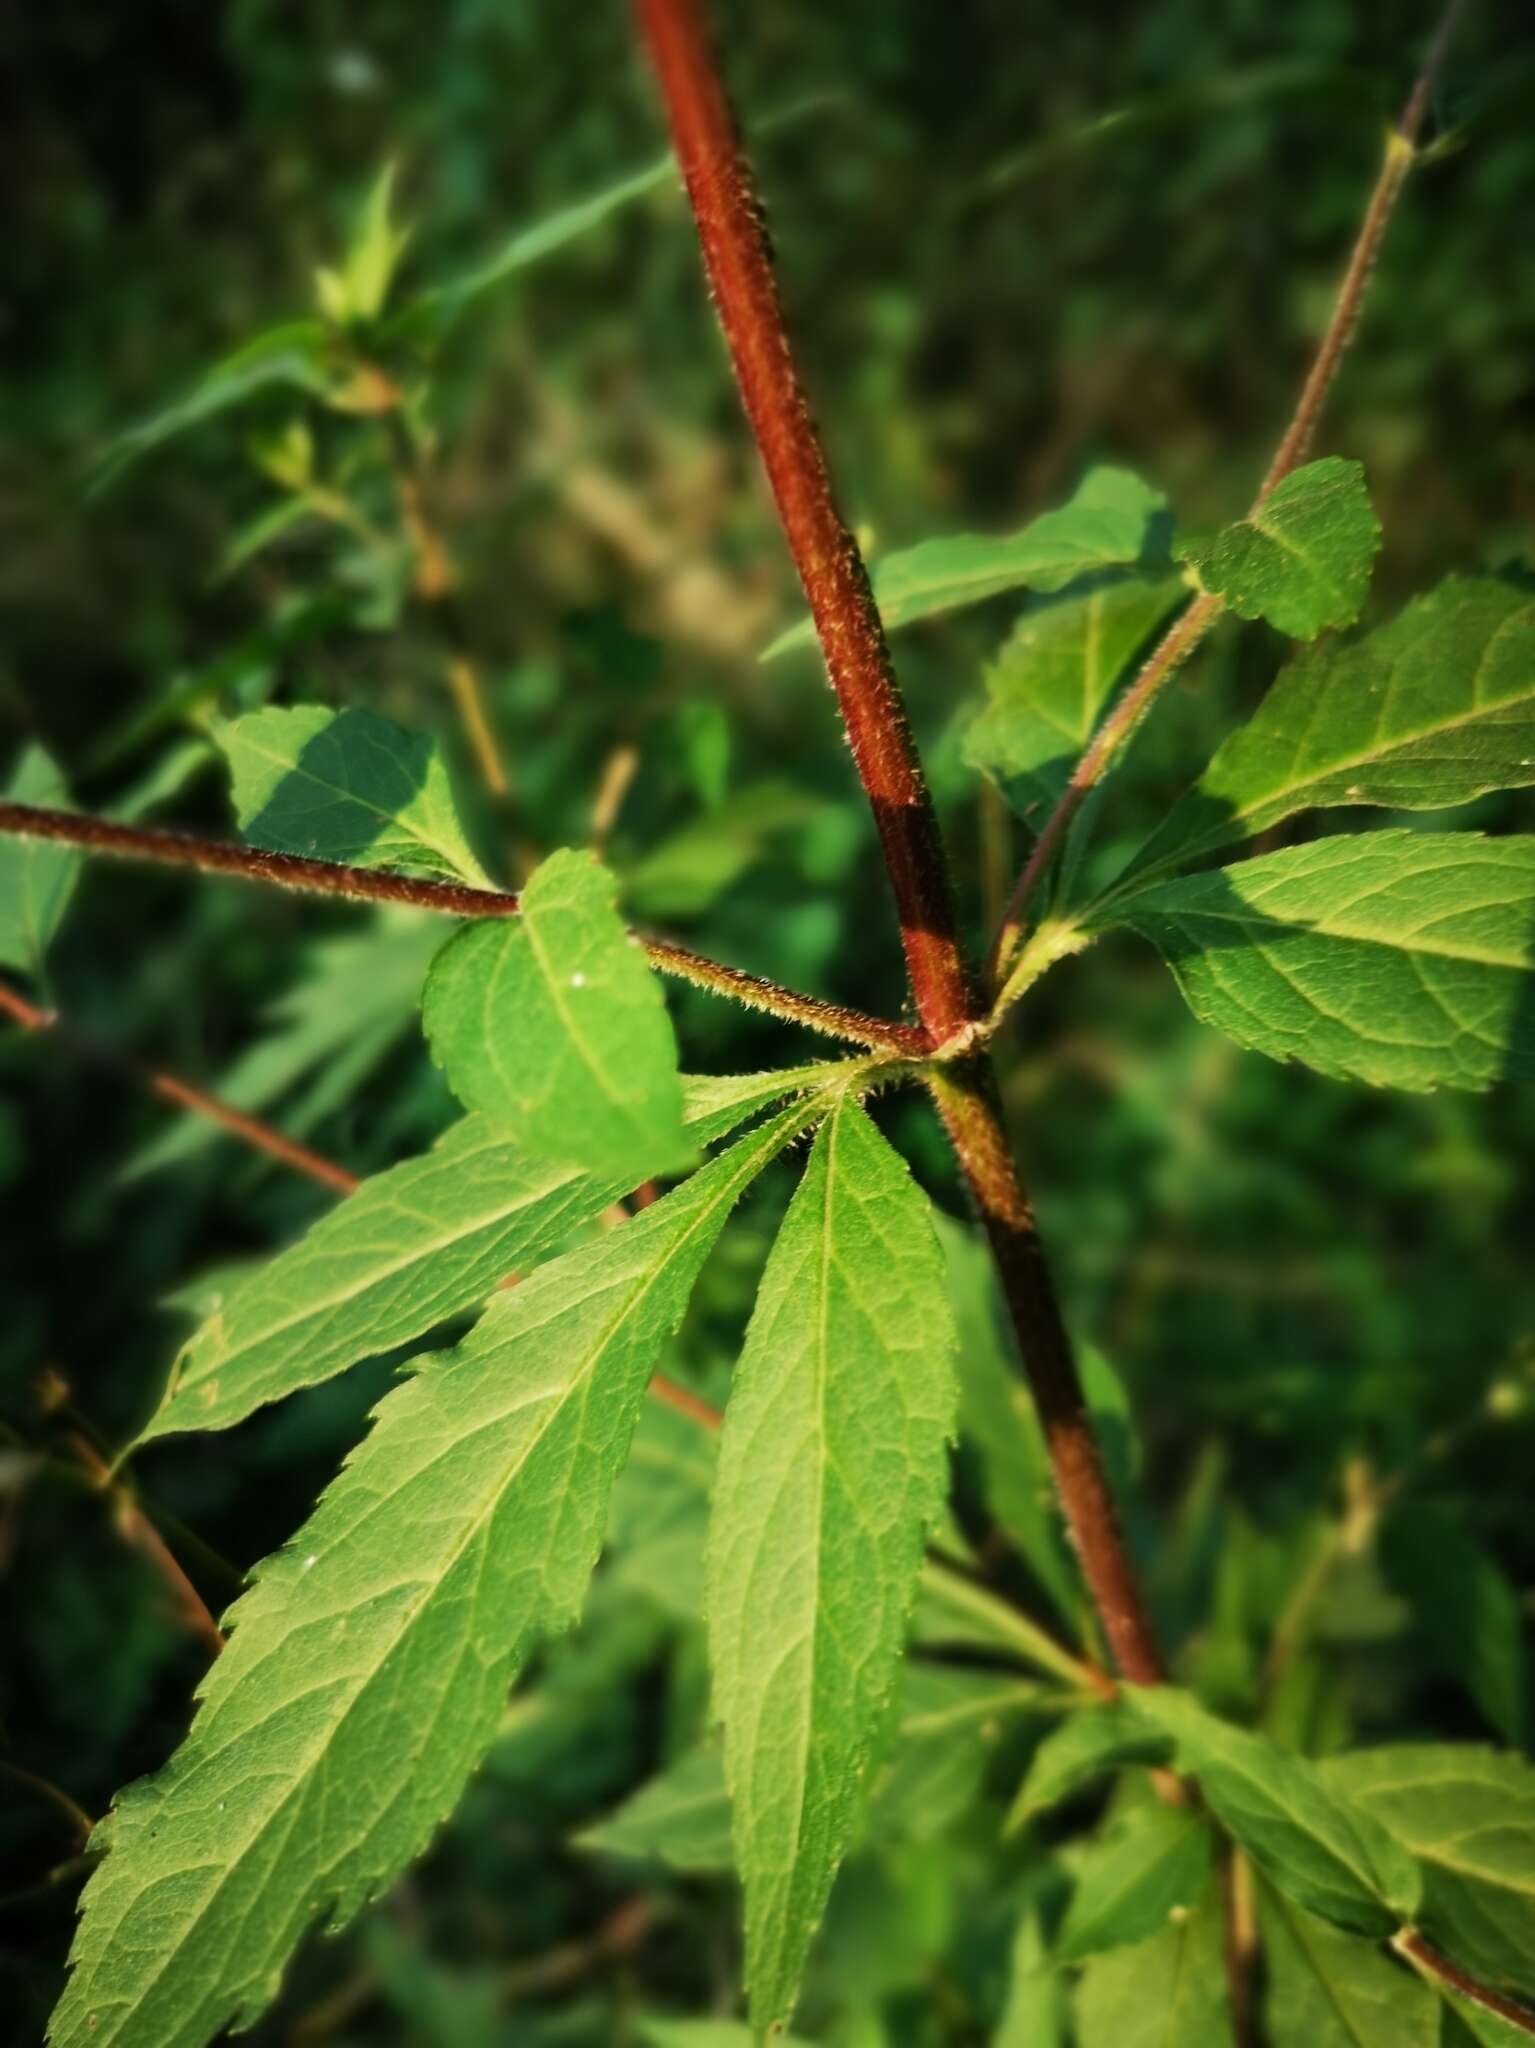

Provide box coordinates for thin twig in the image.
[0,981,358,1194]
[65,1431,225,1656]
[987,0,1465,984]
[0,803,922,1053]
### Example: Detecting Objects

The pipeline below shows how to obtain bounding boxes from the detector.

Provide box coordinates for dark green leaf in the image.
[1058,1803,1215,1961]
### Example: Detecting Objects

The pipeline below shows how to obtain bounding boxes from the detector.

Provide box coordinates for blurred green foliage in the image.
[2,1,1532,2041]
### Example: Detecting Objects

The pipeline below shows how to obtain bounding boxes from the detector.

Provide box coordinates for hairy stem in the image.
[988,0,1463,981]
[634,0,973,1046]
[0,802,920,1053]
[634,0,1164,1685]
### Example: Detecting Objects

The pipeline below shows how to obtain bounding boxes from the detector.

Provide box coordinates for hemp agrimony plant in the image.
[4,0,1534,2041]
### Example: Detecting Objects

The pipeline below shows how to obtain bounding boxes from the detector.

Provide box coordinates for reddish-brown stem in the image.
[66,1430,226,1656]
[633,0,973,1048]
[988,0,1464,981]
[0,803,921,1054]
[0,981,358,1194]
[929,1063,1165,1681]
[634,0,1164,1687]
[1396,1929,1535,2037]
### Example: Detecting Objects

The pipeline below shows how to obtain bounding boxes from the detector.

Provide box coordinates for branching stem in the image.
[0,802,921,1054]
[634,0,1167,1686]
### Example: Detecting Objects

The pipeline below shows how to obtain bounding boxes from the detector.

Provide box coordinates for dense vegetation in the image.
[2,3,1533,2043]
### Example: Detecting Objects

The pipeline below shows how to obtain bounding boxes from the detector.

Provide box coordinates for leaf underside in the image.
[50,1100,817,2048]
[707,1100,957,2031]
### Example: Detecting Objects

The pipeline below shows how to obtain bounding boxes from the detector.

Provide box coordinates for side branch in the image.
[633,0,973,1045]
[987,0,1464,981]
[0,803,920,1054]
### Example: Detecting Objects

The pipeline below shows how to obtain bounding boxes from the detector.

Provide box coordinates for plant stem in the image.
[1396,1929,1535,2037]
[633,0,972,1047]
[0,981,358,1194]
[0,802,920,1053]
[634,0,1166,1686]
[987,0,1464,982]
[65,1431,226,1656]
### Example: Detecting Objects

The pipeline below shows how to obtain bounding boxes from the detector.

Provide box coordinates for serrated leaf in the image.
[964,574,1183,823]
[1134,578,1535,876]
[1125,1688,1420,1936]
[1179,457,1380,639]
[0,745,81,978]
[1073,1881,1235,2047]
[1006,1701,1170,1830]
[1317,1747,1535,2003]
[1104,831,1535,1092]
[1058,1804,1215,1961]
[424,848,691,1181]
[217,704,492,885]
[996,1909,1066,2047]
[49,1099,817,2048]
[137,1066,822,1446]
[707,1101,958,2031]
[1258,1877,1438,2048]
[762,467,1168,659]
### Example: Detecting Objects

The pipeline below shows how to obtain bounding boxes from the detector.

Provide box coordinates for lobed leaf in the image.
[964,574,1182,823]
[50,1099,820,2048]
[1257,1876,1438,2048]
[423,847,691,1181]
[217,703,492,885]
[761,466,1168,659]
[707,1101,957,2031]
[1317,1746,1535,2003]
[1125,1687,1420,1936]
[1104,831,1535,1093]
[1134,577,1535,876]
[139,1065,840,1445]
[1179,456,1380,639]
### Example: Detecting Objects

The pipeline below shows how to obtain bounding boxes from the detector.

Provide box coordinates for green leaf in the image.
[49,1099,817,2048]
[1317,1747,1535,2003]
[996,1909,1066,2047]
[1133,578,1535,877]
[1124,1687,1420,1936]
[1381,1504,1527,1745]
[332,162,411,324]
[762,467,1169,659]
[1073,1882,1235,2047]
[707,1101,958,2032]
[1258,1877,1438,2048]
[0,745,81,979]
[639,2023,815,2048]
[424,848,691,1181]
[577,1744,734,1874]
[138,1065,837,1445]
[1059,1804,1215,1961]
[964,574,1183,823]
[88,323,332,491]
[1006,1701,1169,1829]
[1179,457,1380,639]
[1103,831,1535,1093]
[217,704,492,886]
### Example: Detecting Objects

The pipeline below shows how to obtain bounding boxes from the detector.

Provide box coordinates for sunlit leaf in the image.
[1179,457,1380,639]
